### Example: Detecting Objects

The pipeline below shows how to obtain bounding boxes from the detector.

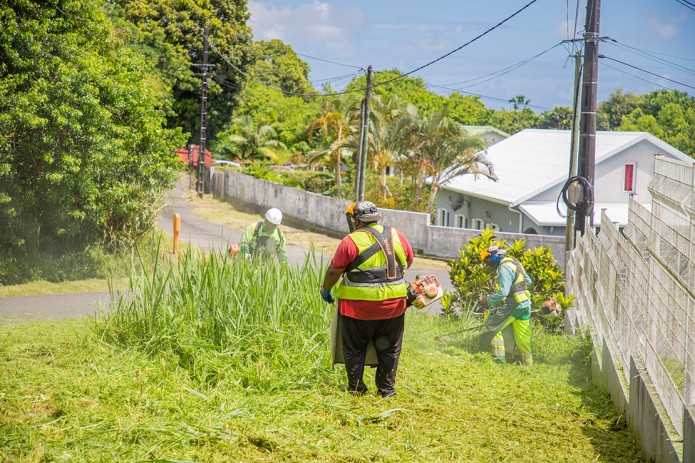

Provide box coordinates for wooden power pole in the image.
[574,0,601,236]
[356,66,372,201]
[566,50,583,252]
[197,25,210,198]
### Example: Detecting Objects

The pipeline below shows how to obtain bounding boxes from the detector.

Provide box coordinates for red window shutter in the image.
[624,164,634,191]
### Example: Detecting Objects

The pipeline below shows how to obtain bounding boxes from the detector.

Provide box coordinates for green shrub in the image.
[444,229,574,328]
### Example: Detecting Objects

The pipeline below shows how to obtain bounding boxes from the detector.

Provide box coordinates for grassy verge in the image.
[0,249,643,462]
[0,278,113,298]
[0,318,643,462]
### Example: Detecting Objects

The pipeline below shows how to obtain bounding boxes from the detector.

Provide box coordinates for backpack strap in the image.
[345,226,399,280]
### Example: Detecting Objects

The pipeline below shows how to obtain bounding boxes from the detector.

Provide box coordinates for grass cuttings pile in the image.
[0,250,643,462]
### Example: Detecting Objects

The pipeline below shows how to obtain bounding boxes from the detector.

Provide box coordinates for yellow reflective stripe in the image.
[334,224,408,301]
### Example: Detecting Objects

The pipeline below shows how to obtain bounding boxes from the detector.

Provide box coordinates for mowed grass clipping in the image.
[0,250,643,462]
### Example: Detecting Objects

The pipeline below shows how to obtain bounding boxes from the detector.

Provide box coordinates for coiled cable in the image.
[556,176,593,218]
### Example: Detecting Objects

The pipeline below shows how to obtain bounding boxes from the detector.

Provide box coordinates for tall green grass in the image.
[95,248,339,391]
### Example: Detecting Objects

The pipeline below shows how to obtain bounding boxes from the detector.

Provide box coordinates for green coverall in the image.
[239,221,288,263]
[479,258,533,366]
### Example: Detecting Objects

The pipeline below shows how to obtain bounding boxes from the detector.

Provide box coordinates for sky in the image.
[247,0,695,112]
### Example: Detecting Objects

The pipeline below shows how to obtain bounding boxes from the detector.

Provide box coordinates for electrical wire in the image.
[310,71,362,84]
[295,52,364,70]
[208,39,363,97]
[426,83,552,111]
[571,0,582,54]
[600,62,678,92]
[557,176,592,219]
[367,0,539,91]
[605,38,695,75]
[599,54,695,91]
[437,42,564,90]
[674,0,695,12]
[208,1,538,97]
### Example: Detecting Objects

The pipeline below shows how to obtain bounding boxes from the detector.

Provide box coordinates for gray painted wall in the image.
[211,170,567,268]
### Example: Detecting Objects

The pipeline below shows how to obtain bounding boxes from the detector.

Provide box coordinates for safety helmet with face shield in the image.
[480,245,507,268]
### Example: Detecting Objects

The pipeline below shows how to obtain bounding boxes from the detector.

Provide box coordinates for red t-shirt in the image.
[331,228,414,320]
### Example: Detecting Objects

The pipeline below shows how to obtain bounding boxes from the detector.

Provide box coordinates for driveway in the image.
[0,179,453,320]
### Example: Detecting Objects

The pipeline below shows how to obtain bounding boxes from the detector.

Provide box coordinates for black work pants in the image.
[340,314,404,397]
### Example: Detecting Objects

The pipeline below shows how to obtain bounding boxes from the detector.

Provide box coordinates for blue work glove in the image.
[320,287,335,304]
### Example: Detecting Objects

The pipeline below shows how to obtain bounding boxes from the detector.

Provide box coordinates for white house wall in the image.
[528,139,671,205]
[593,140,659,203]
[435,189,521,232]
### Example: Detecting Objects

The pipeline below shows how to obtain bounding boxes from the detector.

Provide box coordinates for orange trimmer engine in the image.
[406,274,444,309]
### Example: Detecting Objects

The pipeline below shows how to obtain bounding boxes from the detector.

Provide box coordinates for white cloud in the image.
[646,13,686,40]
[248,1,366,58]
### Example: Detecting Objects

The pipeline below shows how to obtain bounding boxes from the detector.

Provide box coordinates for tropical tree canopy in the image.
[0,0,186,253]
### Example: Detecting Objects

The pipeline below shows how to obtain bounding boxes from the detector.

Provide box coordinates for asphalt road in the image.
[0,179,452,320]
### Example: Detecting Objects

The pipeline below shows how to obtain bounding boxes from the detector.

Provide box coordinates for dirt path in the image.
[0,179,453,320]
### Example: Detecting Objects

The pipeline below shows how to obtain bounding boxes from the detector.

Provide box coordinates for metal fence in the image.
[568,156,695,440]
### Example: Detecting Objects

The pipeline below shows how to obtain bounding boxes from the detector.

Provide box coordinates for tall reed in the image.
[95,247,336,390]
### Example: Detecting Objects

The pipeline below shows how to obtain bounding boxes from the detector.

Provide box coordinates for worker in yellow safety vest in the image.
[237,208,287,263]
[477,245,533,366]
[320,201,414,397]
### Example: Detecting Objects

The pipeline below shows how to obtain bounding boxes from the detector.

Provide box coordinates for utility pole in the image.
[357,65,373,201]
[574,0,601,236]
[565,50,583,252]
[197,24,210,198]
[354,98,366,201]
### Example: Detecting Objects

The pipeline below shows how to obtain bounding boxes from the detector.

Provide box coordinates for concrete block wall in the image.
[212,170,566,268]
[588,334,687,462]
[684,406,695,463]
[628,358,683,463]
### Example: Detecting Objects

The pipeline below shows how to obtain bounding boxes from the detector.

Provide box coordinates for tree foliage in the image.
[250,39,317,97]
[619,90,695,157]
[0,0,186,253]
[597,88,641,130]
[538,105,573,129]
[487,95,539,134]
[109,0,254,143]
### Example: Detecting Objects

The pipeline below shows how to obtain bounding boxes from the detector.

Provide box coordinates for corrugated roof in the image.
[441,129,652,204]
[518,202,648,227]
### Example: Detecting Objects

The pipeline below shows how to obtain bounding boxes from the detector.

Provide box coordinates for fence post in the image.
[173,213,181,256]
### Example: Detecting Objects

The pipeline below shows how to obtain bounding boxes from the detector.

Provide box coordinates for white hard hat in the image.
[265,208,282,225]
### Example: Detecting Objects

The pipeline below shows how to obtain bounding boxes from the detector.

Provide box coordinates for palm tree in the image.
[307,94,360,198]
[418,111,495,212]
[367,95,418,202]
[225,115,286,162]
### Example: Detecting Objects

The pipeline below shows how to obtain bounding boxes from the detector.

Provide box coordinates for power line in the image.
[571,0,582,54]
[310,71,363,85]
[601,62,678,92]
[208,39,364,97]
[674,0,695,12]
[367,0,539,90]
[599,54,695,91]
[605,38,695,75]
[295,52,364,70]
[425,83,552,111]
[437,42,564,89]
[208,1,538,98]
